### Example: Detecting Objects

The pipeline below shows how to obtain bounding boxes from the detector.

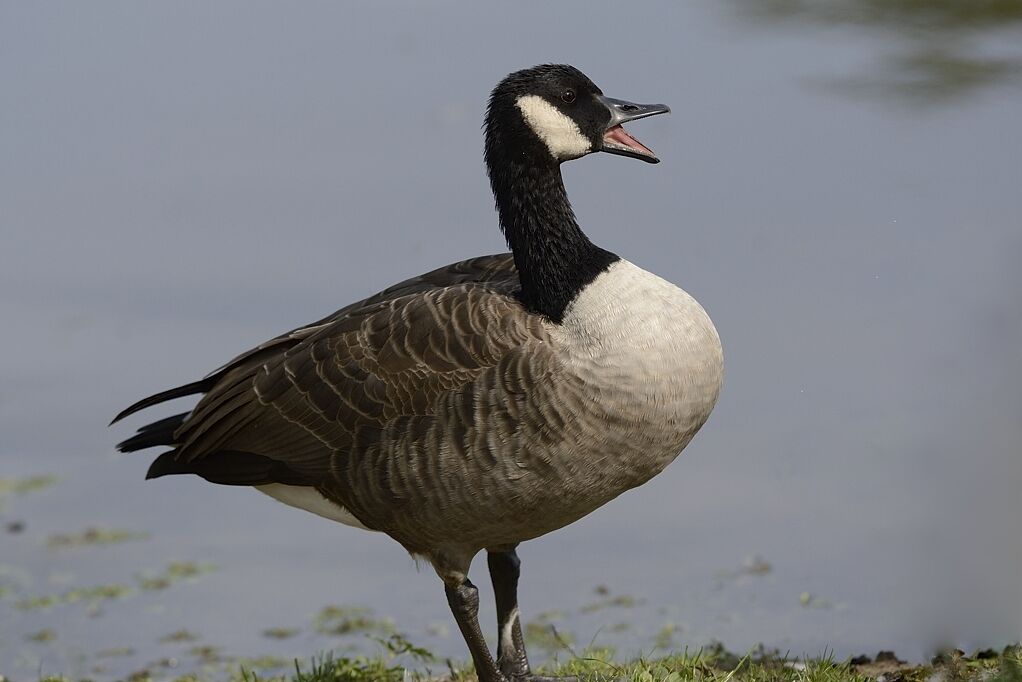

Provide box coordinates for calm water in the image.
[2,2,1021,678]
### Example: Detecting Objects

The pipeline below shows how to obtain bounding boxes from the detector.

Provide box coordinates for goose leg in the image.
[488,548,530,677]
[488,548,577,682]
[445,578,505,682]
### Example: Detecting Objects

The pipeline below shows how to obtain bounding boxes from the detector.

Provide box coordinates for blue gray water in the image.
[2,1,1021,679]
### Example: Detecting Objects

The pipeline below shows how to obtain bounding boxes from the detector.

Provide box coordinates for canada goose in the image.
[112,64,723,682]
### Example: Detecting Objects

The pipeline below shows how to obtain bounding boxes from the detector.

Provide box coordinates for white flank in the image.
[256,483,373,531]
[515,94,591,160]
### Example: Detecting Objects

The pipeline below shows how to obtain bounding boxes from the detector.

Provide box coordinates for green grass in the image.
[31,642,1012,682]
[288,645,1021,682]
[226,644,1022,682]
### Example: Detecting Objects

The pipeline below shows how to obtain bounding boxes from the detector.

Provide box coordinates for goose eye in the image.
[561,89,576,104]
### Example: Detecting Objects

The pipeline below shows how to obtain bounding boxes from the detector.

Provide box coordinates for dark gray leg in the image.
[445,579,505,682]
[489,548,530,678]
[488,548,577,682]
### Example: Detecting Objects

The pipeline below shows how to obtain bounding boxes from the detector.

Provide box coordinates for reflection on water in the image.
[730,0,1022,100]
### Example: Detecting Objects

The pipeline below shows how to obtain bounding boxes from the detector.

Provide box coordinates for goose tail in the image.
[109,377,216,426]
[116,411,189,453]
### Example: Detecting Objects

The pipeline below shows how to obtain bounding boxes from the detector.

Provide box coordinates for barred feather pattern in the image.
[119,253,722,568]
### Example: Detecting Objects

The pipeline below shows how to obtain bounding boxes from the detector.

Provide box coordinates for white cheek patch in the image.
[515,94,591,160]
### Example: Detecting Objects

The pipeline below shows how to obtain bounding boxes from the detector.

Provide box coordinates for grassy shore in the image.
[26,643,1021,682]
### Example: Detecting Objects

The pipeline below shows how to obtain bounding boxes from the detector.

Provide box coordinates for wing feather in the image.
[116,254,551,499]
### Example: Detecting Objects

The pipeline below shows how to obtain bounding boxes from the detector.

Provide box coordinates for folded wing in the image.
[114,254,549,491]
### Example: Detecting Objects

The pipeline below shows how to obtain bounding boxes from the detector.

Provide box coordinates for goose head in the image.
[485,64,670,168]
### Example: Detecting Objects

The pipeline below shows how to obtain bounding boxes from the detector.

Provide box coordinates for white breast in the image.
[554,259,723,440]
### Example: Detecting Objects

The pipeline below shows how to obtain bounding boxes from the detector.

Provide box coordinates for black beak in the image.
[595,95,671,164]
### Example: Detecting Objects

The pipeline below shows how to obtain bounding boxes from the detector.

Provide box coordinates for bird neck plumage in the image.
[489,158,618,323]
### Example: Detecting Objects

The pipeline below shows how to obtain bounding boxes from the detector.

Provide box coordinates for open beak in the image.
[596,95,670,164]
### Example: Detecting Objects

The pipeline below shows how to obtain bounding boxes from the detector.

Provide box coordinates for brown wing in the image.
[198,253,521,382]
[115,253,550,488]
[111,254,519,428]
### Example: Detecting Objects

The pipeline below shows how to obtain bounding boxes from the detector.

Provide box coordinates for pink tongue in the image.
[604,125,655,156]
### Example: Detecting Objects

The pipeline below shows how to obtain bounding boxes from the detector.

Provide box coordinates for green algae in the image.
[46,527,149,549]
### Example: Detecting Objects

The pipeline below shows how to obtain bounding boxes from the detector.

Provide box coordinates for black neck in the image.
[487,156,618,323]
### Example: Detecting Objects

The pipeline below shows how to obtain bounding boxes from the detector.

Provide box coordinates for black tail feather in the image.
[110,377,218,426]
[146,449,310,486]
[116,412,189,452]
